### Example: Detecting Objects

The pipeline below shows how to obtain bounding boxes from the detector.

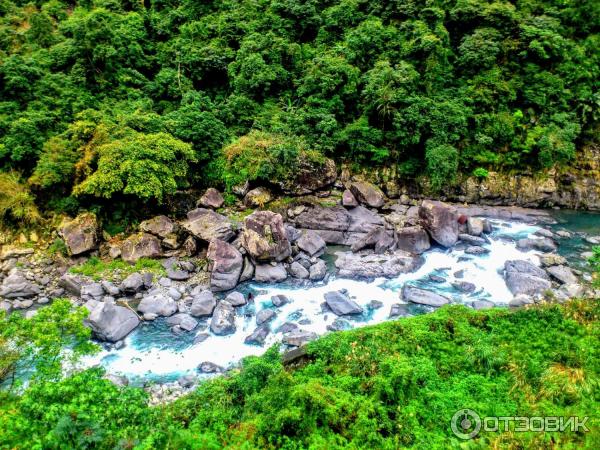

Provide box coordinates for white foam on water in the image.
[83,219,545,380]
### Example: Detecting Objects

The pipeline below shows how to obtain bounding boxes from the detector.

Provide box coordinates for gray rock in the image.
[309,260,327,281]
[517,238,558,253]
[256,308,276,325]
[368,300,384,309]
[349,181,385,208]
[540,254,568,267]
[282,330,318,347]
[101,280,120,296]
[277,322,299,333]
[395,226,431,254]
[241,211,291,262]
[198,188,224,209]
[335,250,422,279]
[225,291,247,306]
[402,286,450,307]
[546,265,578,285]
[244,325,270,346]
[167,267,191,281]
[207,239,243,291]
[139,215,176,239]
[324,291,363,315]
[419,200,458,247]
[165,313,198,331]
[389,303,410,318]
[121,233,162,263]
[210,301,236,335]
[465,246,490,255]
[120,272,145,293]
[508,294,534,307]
[58,213,98,256]
[471,300,494,310]
[177,374,198,388]
[429,274,446,283]
[254,264,288,283]
[137,293,177,317]
[190,290,217,317]
[81,282,104,298]
[244,187,273,207]
[293,206,351,232]
[297,230,326,256]
[198,361,223,373]
[342,189,358,207]
[289,261,310,279]
[459,234,487,246]
[239,257,255,282]
[285,225,302,244]
[327,318,352,331]
[351,227,393,253]
[0,271,40,298]
[271,294,290,307]
[87,300,140,342]
[194,333,210,344]
[181,208,234,242]
[104,373,129,387]
[453,281,476,293]
[504,260,551,296]
[467,217,484,236]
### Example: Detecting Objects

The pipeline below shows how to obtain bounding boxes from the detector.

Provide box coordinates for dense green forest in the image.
[1,297,598,448]
[0,0,598,223]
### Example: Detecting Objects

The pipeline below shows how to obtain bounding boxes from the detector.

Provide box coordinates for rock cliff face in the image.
[351,144,600,210]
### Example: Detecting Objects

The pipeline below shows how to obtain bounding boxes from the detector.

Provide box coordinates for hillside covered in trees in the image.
[0,0,598,222]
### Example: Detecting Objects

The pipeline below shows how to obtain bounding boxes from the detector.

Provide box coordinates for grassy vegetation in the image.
[1,299,598,448]
[69,256,166,282]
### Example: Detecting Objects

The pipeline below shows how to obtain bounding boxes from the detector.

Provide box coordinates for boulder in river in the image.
[324,291,363,315]
[351,227,394,254]
[289,261,309,279]
[389,303,410,318]
[137,293,177,317]
[546,265,578,285]
[504,260,551,296]
[139,215,176,239]
[467,217,484,236]
[181,208,234,242]
[419,200,458,248]
[402,285,450,307]
[245,325,270,346]
[58,213,98,256]
[335,250,423,279]
[210,301,236,335]
[282,330,318,347]
[87,300,140,342]
[198,188,224,209]
[296,230,326,256]
[271,294,290,307]
[395,226,431,254]
[165,313,198,331]
[198,361,224,373]
[459,234,487,246]
[120,272,145,293]
[309,260,327,281]
[225,291,247,306]
[190,290,217,317]
[207,239,243,291]
[517,237,558,253]
[256,308,277,325]
[349,181,385,208]
[241,211,291,262]
[254,263,288,283]
[121,233,162,263]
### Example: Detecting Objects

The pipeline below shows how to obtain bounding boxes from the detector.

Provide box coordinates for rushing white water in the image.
[82,219,545,382]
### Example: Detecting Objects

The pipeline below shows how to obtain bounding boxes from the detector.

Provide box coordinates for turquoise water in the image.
[549,210,600,271]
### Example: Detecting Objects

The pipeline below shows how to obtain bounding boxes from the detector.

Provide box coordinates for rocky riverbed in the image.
[1,184,599,404]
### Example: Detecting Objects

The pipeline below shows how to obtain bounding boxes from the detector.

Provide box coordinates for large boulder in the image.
[165,313,198,332]
[87,300,140,342]
[293,206,351,232]
[309,260,327,281]
[289,261,309,279]
[402,286,450,307]
[207,239,243,291]
[0,271,40,298]
[241,211,291,262]
[504,260,551,296]
[244,187,273,207]
[517,238,558,253]
[349,181,385,208]
[121,233,162,263]
[395,226,431,254]
[350,227,394,254]
[419,200,458,247]
[546,265,578,285]
[282,330,318,347]
[181,208,234,242]
[137,293,177,317]
[254,263,288,283]
[324,291,363,315]
[198,188,224,209]
[139,215,176,239]
[58,213,98,255]
[335,250,423,279]
[342,189,358,207]
[245,325,270,346]
[190,290,217,317]
[210,301,236,335]
[279,157,337,195]
[296,230,326,256]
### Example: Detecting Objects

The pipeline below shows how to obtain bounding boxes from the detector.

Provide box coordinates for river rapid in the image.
[82,211,599,385]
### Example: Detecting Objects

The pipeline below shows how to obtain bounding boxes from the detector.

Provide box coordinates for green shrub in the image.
[70,256,165,281]
[472,167,490,179]
[0,172,41,225]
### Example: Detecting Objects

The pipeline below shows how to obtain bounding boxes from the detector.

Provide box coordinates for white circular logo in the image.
[451,409,481,439]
